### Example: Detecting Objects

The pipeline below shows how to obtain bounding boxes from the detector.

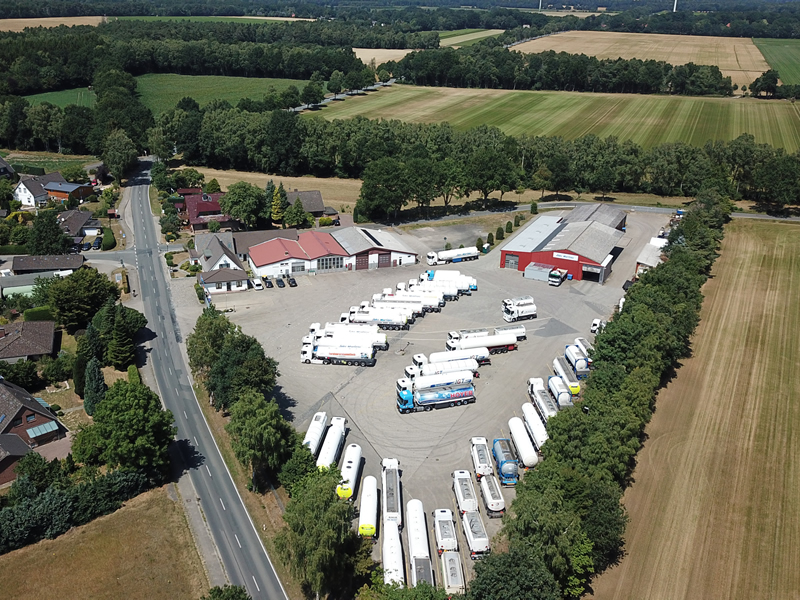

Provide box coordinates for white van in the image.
[452,470,479,515]
[251,278,263,290]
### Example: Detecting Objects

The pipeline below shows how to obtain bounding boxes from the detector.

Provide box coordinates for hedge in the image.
[101,227,116,251]
[0,245,29,255]
[127,365,141,385]
[23,306,55,321]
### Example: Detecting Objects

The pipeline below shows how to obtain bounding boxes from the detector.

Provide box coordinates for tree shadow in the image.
[272,384,298,422]
[594,195,616,202]
[167,437,206,482]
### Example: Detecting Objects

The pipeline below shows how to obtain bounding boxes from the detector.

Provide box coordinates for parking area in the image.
[171,209,667,579]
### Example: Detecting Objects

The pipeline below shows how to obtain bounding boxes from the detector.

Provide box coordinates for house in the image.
[330,227,417,270]
[57,210,102,238]
[0,157,15,180]
[184,193,236,233]
[196,268,249,296]
[0,272,68,299]
[13,172,68,208]
[287,189,325,217]
[43,181,95,202]
[0,321,55,363]
[191,234,246,272]
[11,255,85,275]
[0,433,31,485]
[0,377,67,449]
[190,230,300,265]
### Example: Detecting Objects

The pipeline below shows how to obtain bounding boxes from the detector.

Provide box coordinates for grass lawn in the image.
[0,487,209,600]
[0,150,96,173]
[591,219,800,600]
[313,85,800,151]
[754,38,800,85]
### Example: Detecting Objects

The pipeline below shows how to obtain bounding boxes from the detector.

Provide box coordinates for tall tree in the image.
[470,548,561,600]
[186,307,237,376]
[206,332,279,411]
[28,211,73,255]
[102,129,139,182]
[0,178,13,211]
[327,71,344,99]
[271,182,288,225]
[106,307,136,370]
[73,353,87,398]
[219,181,267,229]
[301,81,326,107]
[48,268,120,331]
[78,323,104,364]
[355,157,408,221]
[283,199,313,229]
[83,357,107,417]
[146,126,172,161]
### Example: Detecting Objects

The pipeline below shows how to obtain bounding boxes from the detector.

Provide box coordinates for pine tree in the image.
[92,297,117,342]
[271,182,285,225]
[73,354,87,398]
[83,357,107,416]
[79,323,104,363]
[106,310,135,370]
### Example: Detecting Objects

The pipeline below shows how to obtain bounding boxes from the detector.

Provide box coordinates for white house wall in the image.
[202,279,248,295]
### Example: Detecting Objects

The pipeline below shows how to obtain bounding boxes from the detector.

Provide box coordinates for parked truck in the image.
[508,417,538,468]
[548,376,574,409]
[522,403,549,451]
[396,370,474,403]
[316,417,346,471]
[407,499,434,587]
[336,443,363,500]
[478,474,505,518]
[564,344,591,379]
[302,411,328,457]
[373,293,442,313]
[397,384,475,414]
[412,280,462,300]
[367,299,425,319]
[470,437,494,479]
[440,552,466,594]
[492,438,519,486]
[548,268,568,286]
[300,343,376,367]
[447,328,488,342]
[553,356,581,395]
[427,247,479,265]
[341,310,409,331]
[494,324,527,341]
[404,358,480,381]
[302,330,389,352]
[358,476,378,538]
[351,305,416,324]
[382,520,405,586]
[382,458,402,528]
[309,322,378,335]
[446,333,517,354]
[461,510,490,559]
[528,378,558,421]
[416,348,491,367]
[433,508,458,555]
[574,337,593,359]
[502,296,537,322]
[452,470,479,515]
[421,270,478,291]
[389,289,445,310]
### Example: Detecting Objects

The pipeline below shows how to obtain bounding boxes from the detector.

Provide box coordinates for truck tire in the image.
[424,405,433,412]
[359,361,366,367]
[304,359,311,364]
[323,359,331,365]
[449,401,456,407]
[501,348,508,353]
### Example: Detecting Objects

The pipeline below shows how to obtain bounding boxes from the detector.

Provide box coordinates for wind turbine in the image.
[673,0,678,12]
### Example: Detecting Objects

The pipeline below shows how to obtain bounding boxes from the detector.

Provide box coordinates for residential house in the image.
[0,321,55,363]
[0,157,15,180]
[330,227,417,270]
[11,255,85,275]
[43,181,94,202]
[190,230,299,266]
[0,433,31,485]
[0,377,67,449]
[13,172,68,208]
[57,210,102,242]
[196,269,249,296]
[192,234,246,273]
[286,189,325,217]
[184,193,236,233]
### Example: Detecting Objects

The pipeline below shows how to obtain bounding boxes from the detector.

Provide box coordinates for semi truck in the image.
[502,296,537,322]
[415,348,491,367]
[366,299,425,319]
[470,437,494,479]
[522,403,549,451]
[382,520,405,586]
[373,293,442,313]
[302,411,327,457]
[508,417,539,468]
[553,356,581,395]
[358,476,378,537]
[440,551,466,594]
[479,474,505,518]
[388,289,446,310]
[396,370,474,403]
[300,343,376,367]
[351,304,416,324]
[492,438,519,486]
[382,458,402,528]
[564,344,591,379]
[574,337,593,359]
[461,510,490,559]
[494,324,527,341]
[397,384,475,414]
[426,247,480,265]
[316,417,346,471]
[309,322,378,335]
[406,499,434,587]
[548,376,574,409]
[433,508,458,555]
[421,270,478,291]
[336,443,363,500]
[302,330,389,352]
[447,328,488,342]
[446,333,517,354]
[411,280,462,300]
[452,470,479,515]
[404,358,479,381]
[341,310,409,331]
[527,378,559,422]
[548,268,568,286]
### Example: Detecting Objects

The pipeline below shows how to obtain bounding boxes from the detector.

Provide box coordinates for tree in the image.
[83,357,107,416]
[60,164,87,183]
[226,391,295,485]
[0,178,13,211]
[106,307,136,370]
[531,201,538,214]
[469,548,560,600]
[219,181,267,229]
[205,178,221,194]
[275,469,358,597]
[102,129,139,182]
[206,332,280,411]
[432,157,465,208]
[208,220,221,233]
[48,268,120,331]
[487,232,494,245]
[278,442,316,497]
[328,71,344,99]
[73,353,87,398]
[505,221,513,233]
[186,307,236,376]
[301,81,326,107]
[283,198,313,228]
[146,126,172,161]
[28,211,73,255]
[271,182,289,225]
[202,586,251,600]
[496,226,504,241]
[356,157,408,221]
[465,147,517,203]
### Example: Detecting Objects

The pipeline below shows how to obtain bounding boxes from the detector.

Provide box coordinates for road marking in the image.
[235,534,241,548]
[175,387,179,395]
[183,410,187,419]
[220,498,226,511]
[194,436,198,446]
[206,465,212,477]
[252,577,260,592]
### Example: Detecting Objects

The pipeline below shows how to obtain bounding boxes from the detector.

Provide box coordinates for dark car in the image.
[287,277,297,287]
[262,278,273,289]
[275,278,285,288]
[333,218,341,226]
[68,245,81,254]
[92,237,103,250]
[81,242,92,251]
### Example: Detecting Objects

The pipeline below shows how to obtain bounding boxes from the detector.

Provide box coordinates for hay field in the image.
[114,15,313,23]
[0,17,104,31]
[754,38,800,84]
[0,487,209,600]
[514,31,770,89]
[315,85,800,151]
[440,29,505,47]
[591,219,800,600]
[353,48,413,66]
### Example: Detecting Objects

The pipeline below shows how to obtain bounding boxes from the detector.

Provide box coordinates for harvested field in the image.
[440,28,505,47]
[315,85,800,151]
[0,487,209,600]
[591,219,800,600]
[114,15,313,23]
[0,17,104,31]
[513,31,770,89]
[754,38,800,85]
[353,48,413,67]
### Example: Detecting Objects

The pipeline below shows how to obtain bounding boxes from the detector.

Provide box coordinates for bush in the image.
[165,233,177,242]
[164,253,174,267]
[127,365,141,385]
[444,242,452,251]
[0,245,28,255]
[514,215,521,227]
[496,226,505,241]
[23,306,55,321]
[530,201,539,214]
[101,228,116,251]
[186,238,195,250]
[506,221,513,233]
[42,352,75,384]
[487,233,494,245]
[194,284,205,304]
[318,217,333,227]
[49,404,61,412]
[476,237,484,249]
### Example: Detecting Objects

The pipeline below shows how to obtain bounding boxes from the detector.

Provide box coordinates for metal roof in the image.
[502,216,564,254]
[539,221,624,264]
[636,243,664,268]
[564,204,626,229]
[27,420,58,438]
[331,227,415,256]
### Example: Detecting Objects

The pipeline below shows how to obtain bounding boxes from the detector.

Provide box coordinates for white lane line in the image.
[168,367,173,375]
[206,465,212,477]
[235,534,241,548]
[252,577,260,592]
[194,436,198,446]
[219,498,226,511]
[183,410,187,419]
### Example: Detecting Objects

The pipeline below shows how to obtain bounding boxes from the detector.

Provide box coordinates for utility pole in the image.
[673,0,678,12]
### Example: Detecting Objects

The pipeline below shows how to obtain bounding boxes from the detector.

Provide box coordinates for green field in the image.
[438,28,485,39]
[26,74,310,115]
[754,38,800,85]
[314,85,800,150]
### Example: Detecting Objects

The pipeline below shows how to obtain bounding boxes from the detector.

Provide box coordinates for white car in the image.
[251,279,263,290]
[590,319,602,334]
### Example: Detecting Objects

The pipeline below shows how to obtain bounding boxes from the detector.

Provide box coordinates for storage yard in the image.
[172,208,668,583]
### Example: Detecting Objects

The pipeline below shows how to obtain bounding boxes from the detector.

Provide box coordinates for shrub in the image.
[23,306,55,321]
[165,233,177,242]
[208,220,221,233]
[506,221,513,233]
[444,242,452,251]
[164,253,174,267]
[127,365,141,385]
[514,215,521,227]
[0,245,28,255]
[318,217,333,227]
[496,226,505,241]
[186,238,195,250]
[101,227,116,251]
[530,201,539,214]
[487,232,494,245]
[194,284,205,303]
[49,404,61,412]
[476,237,484,249]
[42,352,75,384]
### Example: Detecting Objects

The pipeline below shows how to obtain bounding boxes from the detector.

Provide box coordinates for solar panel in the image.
[361,229,383,247]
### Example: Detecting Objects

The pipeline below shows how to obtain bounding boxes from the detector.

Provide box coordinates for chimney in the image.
[0,328,6,339]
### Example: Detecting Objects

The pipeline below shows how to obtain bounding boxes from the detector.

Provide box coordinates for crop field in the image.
[353,48,413,67]
[315,85,800,151]
[591,219,800,600]
[754,38,800,84]
[0,17,104,31]
[514,31,770,89]
[439,28,505,47]
[26,73,310,115]
[0,487,209,600]
[113,15,313,23]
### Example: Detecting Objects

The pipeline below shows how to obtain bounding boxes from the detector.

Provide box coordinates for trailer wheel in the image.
[359,361,366,367]
[323,359,331,365]
[424,405,433,412]
[501,348,508,354]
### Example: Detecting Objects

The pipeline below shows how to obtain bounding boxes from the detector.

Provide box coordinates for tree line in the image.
[384,47,734,95]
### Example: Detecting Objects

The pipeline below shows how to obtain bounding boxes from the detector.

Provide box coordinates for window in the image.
[215,283,222,290]
[317,256,344,271]
[12,417,22,427]
[26,414,35,423]
[219,261,230,269]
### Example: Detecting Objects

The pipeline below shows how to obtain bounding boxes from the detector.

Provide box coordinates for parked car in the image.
[69,245,81,254]
[92,237,103,250]
[262,277,273,288]
[590,319,601,334]
[251,278,263,290]
[81,242,92,251]
[287,277,297,287]
[275,278,285,288]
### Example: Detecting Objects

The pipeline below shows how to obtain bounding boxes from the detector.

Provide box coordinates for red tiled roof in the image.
[298,231,347,259]
[248,238,309,267]
[185,193,231,225]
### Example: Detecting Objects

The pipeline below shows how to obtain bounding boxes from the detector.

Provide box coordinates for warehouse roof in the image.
[636,243,664,269]
[12,255,84,274]
[540,221,624,264]
[298,231,348,259]
[502,216,564,254]
[331,227,415,256]
[564,204,626,230]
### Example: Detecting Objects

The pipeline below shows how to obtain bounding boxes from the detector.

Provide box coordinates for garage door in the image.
[504,254,519,270]
[355,255,369,270]
[378,253,391,268]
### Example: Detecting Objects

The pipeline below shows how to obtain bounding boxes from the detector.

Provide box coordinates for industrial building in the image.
[500,206,627,284]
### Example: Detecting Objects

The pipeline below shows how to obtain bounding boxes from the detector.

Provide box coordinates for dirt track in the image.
[591,220,800,600]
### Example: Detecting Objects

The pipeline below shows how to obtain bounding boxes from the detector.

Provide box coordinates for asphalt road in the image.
[127,164,286,600]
